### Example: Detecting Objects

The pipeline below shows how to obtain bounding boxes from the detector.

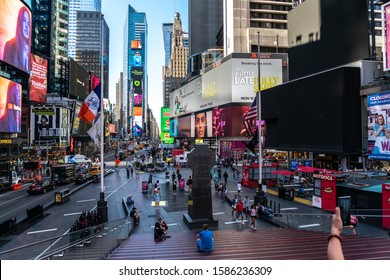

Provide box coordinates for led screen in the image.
[178,115,191,137]
[170,118,178,137]
[190,110,212,138]
[69,58,89,101]
[0,77,22,133]
[212,105,249,138]
[367,91,390,160]
[0,0,32,74]
[134,94,142,106]
[29,54,48,103]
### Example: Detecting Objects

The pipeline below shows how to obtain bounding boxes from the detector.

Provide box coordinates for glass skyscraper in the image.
[162,23,173,66]
[68,0,101,59]
[123,5,148,137]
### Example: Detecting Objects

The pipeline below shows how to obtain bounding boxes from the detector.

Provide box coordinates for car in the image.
[75,172,92,184]
[67,154,92,164]
[145,163,155,172]
[88,165,101,176]
[165,154,173,163]
[155,162,167,172]
[27,178,55,194]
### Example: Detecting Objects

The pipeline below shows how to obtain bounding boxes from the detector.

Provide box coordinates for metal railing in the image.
[0,216,134,260]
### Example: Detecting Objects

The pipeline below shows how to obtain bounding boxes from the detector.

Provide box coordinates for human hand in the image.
[331,207,343,236]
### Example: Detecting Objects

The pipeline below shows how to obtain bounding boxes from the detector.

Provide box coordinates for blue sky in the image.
[102,0,188,126]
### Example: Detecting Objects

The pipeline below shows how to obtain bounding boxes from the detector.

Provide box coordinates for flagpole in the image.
[257,31,263,193]
[97,13,108,223]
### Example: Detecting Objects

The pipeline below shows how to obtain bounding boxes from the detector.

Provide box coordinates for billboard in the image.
[134,94,142,106]
[131,40,142,49]
[69,58,89,101]
[29,53,48,103]
[170,118,178,137]
[134,106,142,117]
[31,106,69,145]
[178,115,191,137]
[212,105,249,137]
[0,77,22,133]
[367,91,390,160]
[108,123,116,134]
[133,54,142,66]
[0,0,32,74]
[131,66,143,93]
[383,2,390,71]
[161,107,174,144]
[190,110,212,138]
[170,55,285,118]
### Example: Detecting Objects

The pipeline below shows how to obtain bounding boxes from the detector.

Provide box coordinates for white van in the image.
[66,154,92,164]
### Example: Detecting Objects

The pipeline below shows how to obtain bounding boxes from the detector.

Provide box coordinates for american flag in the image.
[243,96,257,137]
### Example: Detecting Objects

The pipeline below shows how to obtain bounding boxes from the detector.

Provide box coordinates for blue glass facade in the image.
[162,23,173,66]
[123,5,147,137]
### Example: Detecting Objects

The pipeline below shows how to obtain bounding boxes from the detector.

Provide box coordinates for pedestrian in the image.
[154,191,161,209]
[223,171,228,184]
[250,204,257,229]
[236,199,245,224]
[231,195,238,217]
[236,182,242,195]
[177,172,182,181]
[221,183,227,199]
[172,180,177,196]
[244,195,251,218]
[348,215,358,235]
[171,172,176,183]
[196,224,214,252]
[126,166,130,178]
[186,176,193,193]
[115,158,120,172]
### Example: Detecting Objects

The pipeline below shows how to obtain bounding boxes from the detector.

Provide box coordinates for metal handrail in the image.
[0,216,134,260]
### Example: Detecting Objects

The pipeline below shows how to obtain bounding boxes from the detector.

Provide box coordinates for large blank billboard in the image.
[262,67,362,154]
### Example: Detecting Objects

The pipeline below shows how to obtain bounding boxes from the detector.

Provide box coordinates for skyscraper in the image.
[188,0,223,56]
[123,5,148,137]
[68,0,101,59]
[75,11,109,98]
[163,12,188,107]
[162,23,173,67]
[31,0,69,95]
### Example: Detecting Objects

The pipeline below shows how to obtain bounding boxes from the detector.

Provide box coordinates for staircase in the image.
[107,228,390,260]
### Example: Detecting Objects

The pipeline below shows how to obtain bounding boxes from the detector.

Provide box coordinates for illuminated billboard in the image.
[383,2,390,71]
[161,107,174,144]
[0,77,22,133]
[134,106,142,117]
[212,105,249,137]
[133,55,142,66]
[190,110,212,138]
[367,91,390,160]
[131,40,142,49]
[131,66,143,93]
[170,54,286,118]
[134,94,142,106]
[0,0,32,74]
[29,53,48,103]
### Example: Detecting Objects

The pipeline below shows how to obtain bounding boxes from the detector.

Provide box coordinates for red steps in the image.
[107,228,390,260]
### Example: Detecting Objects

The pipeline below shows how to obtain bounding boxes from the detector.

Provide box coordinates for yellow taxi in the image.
[88,165,101,175]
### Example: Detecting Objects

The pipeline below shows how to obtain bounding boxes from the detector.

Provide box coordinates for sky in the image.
[102,0,188,128]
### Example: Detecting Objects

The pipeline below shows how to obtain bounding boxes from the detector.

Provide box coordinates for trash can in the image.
[55,188,70,204]
[284,187,295,201]
[278,186,285,198]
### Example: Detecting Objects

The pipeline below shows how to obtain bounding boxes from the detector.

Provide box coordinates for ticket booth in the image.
[312,173,336,212]
[382,184,390,229]
[241,162,278,190]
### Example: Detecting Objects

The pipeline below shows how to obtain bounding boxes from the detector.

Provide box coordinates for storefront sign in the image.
[313,173,334,181]
[0,139,12,144]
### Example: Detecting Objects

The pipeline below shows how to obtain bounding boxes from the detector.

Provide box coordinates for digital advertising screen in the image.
[31,107,62,145]
[383,2,390,71]
[0,0,32,74]
[367,91,390,160]
[212,105,249,138]
[134,106,142,117]
[190,110,212,138]
[29,53,48,103]
[134,94,142,106]
[0,77,22,133]
[178,115,191,137]
[170,118,178,137]
[131,40,142,49]
[133,55,142,67]
[131,66,143,93]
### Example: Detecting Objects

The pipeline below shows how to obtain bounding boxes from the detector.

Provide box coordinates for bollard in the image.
[273,201,276,213]
[277,202,281,216]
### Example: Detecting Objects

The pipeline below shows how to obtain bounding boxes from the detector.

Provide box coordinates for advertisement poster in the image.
[161,107,174,143]
[0,0,32,74]
[367,91,390,160]
[177,115,191,137]
[191,110,212,138]
[212,105,249,137]
[383,3,390,71]
[29,54,48,103]
[0,77,22,133]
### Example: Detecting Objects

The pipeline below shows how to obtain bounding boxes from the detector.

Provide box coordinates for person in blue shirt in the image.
[197,224,214,252]
[373,114,386,138]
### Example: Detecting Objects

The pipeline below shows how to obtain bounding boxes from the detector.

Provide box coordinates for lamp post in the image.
[257,31,263,193]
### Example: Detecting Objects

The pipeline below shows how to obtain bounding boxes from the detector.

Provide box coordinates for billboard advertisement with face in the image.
[191,110,212,138]
[0,0,32,74]
[170,55,284,118]
[0,77,22,133]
